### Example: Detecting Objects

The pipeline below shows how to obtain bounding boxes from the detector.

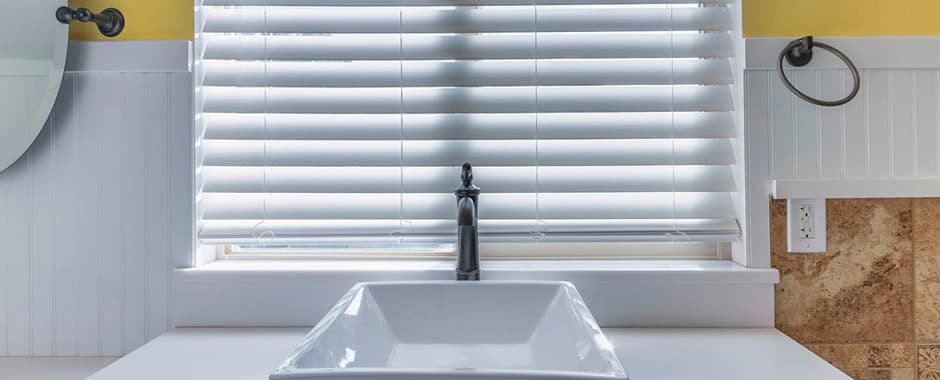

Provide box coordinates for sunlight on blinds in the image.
[194,0,740,246]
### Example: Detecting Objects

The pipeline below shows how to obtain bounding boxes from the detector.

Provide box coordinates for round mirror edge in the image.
[0,1,70,174]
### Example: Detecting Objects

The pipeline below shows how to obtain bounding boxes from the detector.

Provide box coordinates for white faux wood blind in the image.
[195,0,740,245]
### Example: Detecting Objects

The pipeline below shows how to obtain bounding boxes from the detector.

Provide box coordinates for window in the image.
[195,0,739,258]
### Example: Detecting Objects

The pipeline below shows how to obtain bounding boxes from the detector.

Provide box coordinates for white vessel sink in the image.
[271,281,627,380]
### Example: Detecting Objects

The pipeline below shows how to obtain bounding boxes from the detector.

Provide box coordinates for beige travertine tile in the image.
[919,345,940,379]
[914,199,940,342]
[891,368,916,380]
[808,344,869,368]
[868,344,916,368]
[772,199,914,344]
[806,344,913,370]
[844,368,915,380]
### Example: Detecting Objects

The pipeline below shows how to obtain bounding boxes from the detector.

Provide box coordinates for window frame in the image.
[173,0,778,330]
[188,0,769,269]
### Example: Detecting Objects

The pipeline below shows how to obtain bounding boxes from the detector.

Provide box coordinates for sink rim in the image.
[271,280,627,380]
[271,368,624,379]
[269,280,628,380]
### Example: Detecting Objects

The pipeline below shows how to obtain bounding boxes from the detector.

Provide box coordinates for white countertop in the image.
[0,357,117,380]
[66,327,850,380]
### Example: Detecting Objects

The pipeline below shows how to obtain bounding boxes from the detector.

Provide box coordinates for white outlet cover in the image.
[787,198,827,253]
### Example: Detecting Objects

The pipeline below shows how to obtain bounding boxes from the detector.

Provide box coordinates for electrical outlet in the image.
[787,198,826,253]
[798,203,814,239]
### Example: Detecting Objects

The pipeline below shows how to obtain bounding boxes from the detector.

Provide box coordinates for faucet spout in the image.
[455,162,481,281]
[456,197,479,281]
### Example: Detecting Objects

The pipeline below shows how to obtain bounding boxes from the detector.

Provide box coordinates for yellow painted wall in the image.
[68,0,192,41]
[68,0,940,40]
[744,0,940,37]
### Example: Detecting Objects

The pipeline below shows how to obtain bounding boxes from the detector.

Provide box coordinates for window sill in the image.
[185,259,777,284]
[172,260,778,328]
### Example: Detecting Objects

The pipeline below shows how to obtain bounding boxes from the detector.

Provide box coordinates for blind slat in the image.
[201,165,736,193]
[202,6,732,34]
[201,32,734,60]
[201,112,736,140]
[199,219,739,244]
[201,85,734,114]
[202,59,733,87]
[201,138,736,167]
[200,192,737,220]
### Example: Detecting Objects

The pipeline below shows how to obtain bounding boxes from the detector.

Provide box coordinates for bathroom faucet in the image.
[455,162,480,281]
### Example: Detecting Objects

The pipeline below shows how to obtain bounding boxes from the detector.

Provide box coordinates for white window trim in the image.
[176,0,779,328]
[725,0,766,270]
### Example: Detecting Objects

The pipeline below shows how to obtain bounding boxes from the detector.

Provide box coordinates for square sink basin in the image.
[271,281,627,380]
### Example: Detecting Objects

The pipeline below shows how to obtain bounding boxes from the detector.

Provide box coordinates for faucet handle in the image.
[461,162,474,187]
[456,162,480,198]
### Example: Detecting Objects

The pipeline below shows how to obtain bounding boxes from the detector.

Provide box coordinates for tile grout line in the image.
[912,198,919,376]
[827,366,915,370]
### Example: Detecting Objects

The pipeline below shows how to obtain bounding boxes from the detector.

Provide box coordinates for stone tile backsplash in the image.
[772,199,940,380]
[915,200,940,342]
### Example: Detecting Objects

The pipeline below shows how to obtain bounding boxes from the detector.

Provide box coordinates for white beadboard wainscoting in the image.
[745,37,940,199]
[0,41,192,357]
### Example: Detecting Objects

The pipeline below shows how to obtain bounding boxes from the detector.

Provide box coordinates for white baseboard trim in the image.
[172,260,778,329]
[774,178,940,199]
[746,37,940,70]
[65,41,192,73]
